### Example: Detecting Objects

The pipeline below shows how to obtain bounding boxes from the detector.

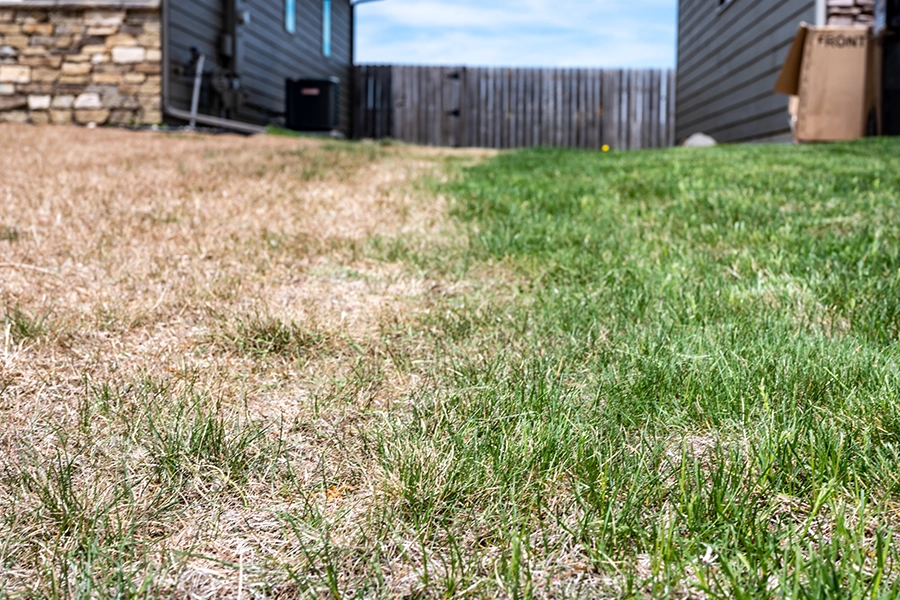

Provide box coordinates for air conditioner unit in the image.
[286,77,340,131]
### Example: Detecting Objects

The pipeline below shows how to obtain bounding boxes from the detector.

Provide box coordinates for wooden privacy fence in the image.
[353,65,675,150]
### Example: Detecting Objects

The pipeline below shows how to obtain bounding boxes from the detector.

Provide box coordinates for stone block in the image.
[106,33,136,47]
[91,53,109,64]
[118,95,139,109]
[119,24,143,36]
[138,94,160,110]
[74,108,109,124]
[51,95,74,108]
[123,72,145,84]
[139,78,160,95]
[84,11,125,28]
[0,24,21,35]
[93,63,125,74]
[118,84,139,95]
[134,62,160,75]
[17,83,52,94]
[92,73,122,85]
[0,46,16,59]
[20,46,49,56]
[74,92,101,109]
[62,62,91,75]
[16,11,48,24]
[146,48,161,62]
[108,109,136,125]
[0,95,25,110]
[30,110,49,125]
[65,53,91,63]
[0,110,28,123]
[81,44,107,55]
[112,46,145,64]
[78,36,106,48]
[20,55,62,68]
[31,35,55,47]
[54,23,82,36]
[31,68,59,83]
[100,88,124,108]
[54,36,73,48]
[55,83,87,95]
[59,75,91,85]
[50,109,72,124]
[141,109,161,125]
[27,94,50,110]
[0,65,30,83]
[4,35,29,49]
[136,32,160,48]
[0,10,13,24]
[0,82,13,95]
[86,26,117,36]
[22,23,53,36]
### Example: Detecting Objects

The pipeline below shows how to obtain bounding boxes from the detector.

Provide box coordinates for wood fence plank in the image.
[494,68,509,148]
[652,69,662,148]
[463,67,474,147]
[431,66,442,146]
[520,69,529,147]
[594,69,603,149]
[528,68,535,147]
[441,67,451,147]
[515,68,524,148]
[584,69,591,148]
[391,66,401,141]
[477,68,486,147]
[406,66,415,142]
[553,69,562,147]
[529,69,538,146]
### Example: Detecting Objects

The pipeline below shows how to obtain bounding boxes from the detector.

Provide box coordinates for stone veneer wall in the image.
[827,0,876,25]
[0,2,161,126]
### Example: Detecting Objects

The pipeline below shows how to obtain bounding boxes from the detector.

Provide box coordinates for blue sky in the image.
[354,0,677,68]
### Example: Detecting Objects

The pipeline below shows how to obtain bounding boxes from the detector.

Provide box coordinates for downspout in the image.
[160,0,265,134]
[816,0,827,26]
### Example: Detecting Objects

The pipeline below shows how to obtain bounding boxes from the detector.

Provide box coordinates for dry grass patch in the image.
[0,123,492,596]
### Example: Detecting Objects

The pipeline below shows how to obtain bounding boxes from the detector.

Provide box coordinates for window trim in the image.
[285,0,296,34]
[322,0,332,56]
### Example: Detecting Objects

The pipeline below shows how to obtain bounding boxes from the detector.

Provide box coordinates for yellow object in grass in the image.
[602,145,610,152]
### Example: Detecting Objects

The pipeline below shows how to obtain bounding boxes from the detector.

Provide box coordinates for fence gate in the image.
[391,66,465,147]
[354,65,675,150]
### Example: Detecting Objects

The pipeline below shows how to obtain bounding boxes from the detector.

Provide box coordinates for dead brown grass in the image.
[0,123,493,597]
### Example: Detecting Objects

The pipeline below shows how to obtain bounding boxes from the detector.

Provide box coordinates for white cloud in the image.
[355,0,677,68]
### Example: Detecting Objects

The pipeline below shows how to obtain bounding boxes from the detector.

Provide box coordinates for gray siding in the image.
[167,0,353,133]
[676,0,815,143]
[167,0,224,114]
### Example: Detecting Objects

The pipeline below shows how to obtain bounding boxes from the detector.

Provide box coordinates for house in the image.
[676,0,875,143]
[0,0,356,134]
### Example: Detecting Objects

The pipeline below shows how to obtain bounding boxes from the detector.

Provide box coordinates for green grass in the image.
[4,305,50,342]
[355,139,900,597]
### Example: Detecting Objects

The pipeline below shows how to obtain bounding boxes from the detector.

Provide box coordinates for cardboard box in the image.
[775,24,882,142]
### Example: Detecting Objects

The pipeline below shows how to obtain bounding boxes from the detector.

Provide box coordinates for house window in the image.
[285,0,296,33]
[322,0,332,56]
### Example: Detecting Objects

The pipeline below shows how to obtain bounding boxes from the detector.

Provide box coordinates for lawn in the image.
[2,124,900,598]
